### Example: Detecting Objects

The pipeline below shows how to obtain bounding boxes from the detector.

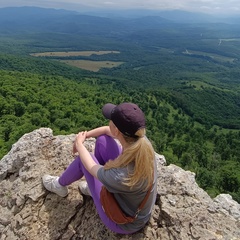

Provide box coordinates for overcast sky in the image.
[0,0,240,15]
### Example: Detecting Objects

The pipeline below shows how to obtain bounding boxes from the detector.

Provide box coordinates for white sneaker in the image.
[42,175,68,197]
[79,181,91,196]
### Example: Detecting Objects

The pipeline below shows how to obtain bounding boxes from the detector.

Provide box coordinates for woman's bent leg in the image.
[58,156,84,186]
[94,135,122,165]
[59,135,121,186]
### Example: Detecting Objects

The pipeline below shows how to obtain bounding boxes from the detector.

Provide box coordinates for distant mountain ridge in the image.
[0,6,239,39]
[0,6,239,36]
[0,6,77,20]
[0,7,177,35]
[83,9,220,23]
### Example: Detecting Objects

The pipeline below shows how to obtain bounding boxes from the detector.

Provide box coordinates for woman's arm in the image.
[73,126,112,154]
[86,126,112,138]
[75,131,102,178]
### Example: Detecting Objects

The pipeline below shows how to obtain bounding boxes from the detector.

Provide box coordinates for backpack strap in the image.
[134,184,153,218]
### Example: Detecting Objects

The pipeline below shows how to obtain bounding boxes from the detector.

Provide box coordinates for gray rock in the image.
[213,194,240,221]
[0,128,239,240]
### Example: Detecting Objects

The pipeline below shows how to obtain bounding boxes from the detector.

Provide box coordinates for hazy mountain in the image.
[82,9,216,23]
[0,6,239,29]
[74,8,240,24]
[0,7,175,35]
[0,7,239,38]
[0,6,78,21]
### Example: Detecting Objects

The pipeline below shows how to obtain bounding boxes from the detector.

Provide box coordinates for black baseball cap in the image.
[102,102,146,138]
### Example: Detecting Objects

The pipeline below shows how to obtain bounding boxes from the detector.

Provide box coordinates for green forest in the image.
[0,7,240,202]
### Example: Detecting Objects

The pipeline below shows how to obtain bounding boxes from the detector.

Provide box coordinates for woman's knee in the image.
[95,135,114,152]
[96,134,109,145]
[95,135,121,164]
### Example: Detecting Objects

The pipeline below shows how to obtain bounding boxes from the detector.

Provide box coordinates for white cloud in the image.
[103,1,115,5]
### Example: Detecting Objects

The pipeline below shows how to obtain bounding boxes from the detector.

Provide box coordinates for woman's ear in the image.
[109,120,119,137]
[114,127,121,137]
[111,125,120,137]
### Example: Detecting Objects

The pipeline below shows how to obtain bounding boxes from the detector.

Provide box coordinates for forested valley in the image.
[0,7,240,202]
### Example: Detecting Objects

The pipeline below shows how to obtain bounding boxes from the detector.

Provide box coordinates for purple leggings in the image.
[58,135,134,234]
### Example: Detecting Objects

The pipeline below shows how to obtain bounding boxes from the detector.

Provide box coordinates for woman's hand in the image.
[76,131,87,144]
[73,131,87,154]
[73,130,102,178]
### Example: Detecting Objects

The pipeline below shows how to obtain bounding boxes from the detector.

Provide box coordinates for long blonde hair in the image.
[104,128,155,190]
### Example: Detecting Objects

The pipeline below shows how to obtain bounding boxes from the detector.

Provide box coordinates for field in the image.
[182,49,236,63]
[31,50,123,71]
[30,50,120,57]
[59,59,124,72]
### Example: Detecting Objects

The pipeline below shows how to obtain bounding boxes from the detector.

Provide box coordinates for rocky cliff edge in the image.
[0,128,240,240]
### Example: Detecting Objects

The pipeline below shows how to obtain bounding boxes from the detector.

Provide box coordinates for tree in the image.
[171,140,188,160]
[14,102,26,117]
[197,168,215,189]
[218,161,240,193]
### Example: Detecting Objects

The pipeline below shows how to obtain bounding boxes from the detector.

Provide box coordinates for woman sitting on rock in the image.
[42,102,157,234]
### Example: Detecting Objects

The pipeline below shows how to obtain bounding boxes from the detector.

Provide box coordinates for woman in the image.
[42,102,157,234]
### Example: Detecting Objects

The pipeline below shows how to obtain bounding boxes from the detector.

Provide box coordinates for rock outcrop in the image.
[0,128,239,240]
